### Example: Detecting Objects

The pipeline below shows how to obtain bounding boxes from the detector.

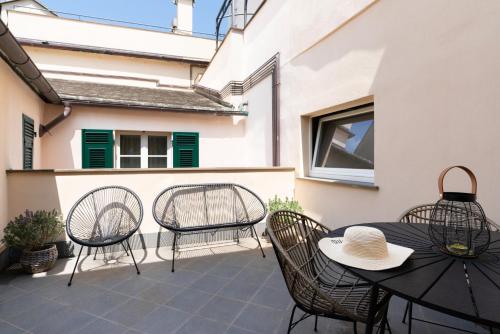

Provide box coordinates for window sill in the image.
[297,176,379,190]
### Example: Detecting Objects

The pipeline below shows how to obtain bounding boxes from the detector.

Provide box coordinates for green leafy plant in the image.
[3,210,64,251]
[267,195,304,213]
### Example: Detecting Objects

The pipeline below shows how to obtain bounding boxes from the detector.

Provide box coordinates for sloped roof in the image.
[48,79,240,115]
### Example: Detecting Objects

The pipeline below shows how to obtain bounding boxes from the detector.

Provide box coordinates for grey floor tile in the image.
[264,271,288,291]
[180,258,220,273]
[103,297,158,327]
[163,269,202,287]
[136,282,182,305]
[5,273,64,293]
[207,263,243,279]
[251,286,292,311]
[133,305,190,334]
[112,276,157,297]
[166,288,213,313]
[58,289,130,316]
[7,299,66,330]
[175,315,228,334]
[234,267,272,286]
[0,321,27,334]
[0,292,48,319]
[217,279,260,302]
[83,267,134,289]
[190,274,230,294]
[225,326,257,334]
[140,265,172,282]
[39,281,103,301]
[30,306,97,334]
[74,317,128,334]
[0,286,27,304]
[234,304,284,333]
[197,296,246,323]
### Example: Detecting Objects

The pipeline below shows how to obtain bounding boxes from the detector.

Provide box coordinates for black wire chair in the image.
[153,183,267,272]
[66,186,143,286]
[267,210,391,334]
[399,204,499,334]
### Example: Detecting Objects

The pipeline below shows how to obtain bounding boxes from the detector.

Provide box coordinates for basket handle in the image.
[438,165,477,196]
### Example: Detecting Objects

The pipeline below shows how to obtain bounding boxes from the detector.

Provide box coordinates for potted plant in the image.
[264,196,304,246]
[3,209,64,274]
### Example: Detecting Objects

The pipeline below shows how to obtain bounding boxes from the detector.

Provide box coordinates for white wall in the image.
[0,58,45,240]
[42,104,269,169]
[5,10,216,61]
[200,0,500,227]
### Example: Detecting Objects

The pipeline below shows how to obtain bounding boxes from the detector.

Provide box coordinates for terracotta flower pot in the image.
[20,244,58,274]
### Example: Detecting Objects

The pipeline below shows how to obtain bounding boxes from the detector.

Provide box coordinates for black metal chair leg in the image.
[314,315,318,331]
[252,226,265,258]
[68,246,83,286]
[408,301,413,334]
[378,305,389,334]
[287,304,297,334]
[353,321,358,334]
[365,286,379,334]
[171,233,177,272]
[93,247,98,260]
[126,239,140,275]
[402,301,410,324]
[121,242,129,256]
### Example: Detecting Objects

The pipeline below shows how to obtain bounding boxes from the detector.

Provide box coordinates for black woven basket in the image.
[20,244,58,274]
[428,166,490,258]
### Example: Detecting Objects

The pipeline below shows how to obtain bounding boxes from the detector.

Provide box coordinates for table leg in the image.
[365,286,379,334]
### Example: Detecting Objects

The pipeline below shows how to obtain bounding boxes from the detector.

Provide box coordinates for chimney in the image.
[172,0,193,35]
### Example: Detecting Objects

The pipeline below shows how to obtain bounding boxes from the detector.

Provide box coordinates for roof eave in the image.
[60,95,246,116]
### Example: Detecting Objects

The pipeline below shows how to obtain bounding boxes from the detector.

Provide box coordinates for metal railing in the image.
[216,0,259,48]
[10,5,217,39]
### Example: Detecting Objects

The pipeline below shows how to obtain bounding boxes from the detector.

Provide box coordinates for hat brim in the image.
[318,237,414,271]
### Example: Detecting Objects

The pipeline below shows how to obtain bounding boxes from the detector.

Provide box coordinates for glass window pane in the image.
[120,135,141,155]
[148,157,167,168]
[120,157,140,168]
[314,113,374,169]
[148,136,167,156]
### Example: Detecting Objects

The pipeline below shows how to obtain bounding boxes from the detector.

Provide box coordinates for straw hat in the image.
[318,226,414,271]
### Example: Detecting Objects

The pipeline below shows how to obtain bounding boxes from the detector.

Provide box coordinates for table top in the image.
[327,223,500,328]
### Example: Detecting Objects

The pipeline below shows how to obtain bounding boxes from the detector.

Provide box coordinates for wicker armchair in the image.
[267,211,391,333]
[399,204,499,333]
[66,186,143,286]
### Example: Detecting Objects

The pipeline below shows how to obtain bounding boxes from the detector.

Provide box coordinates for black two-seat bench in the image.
[153,183,267,271]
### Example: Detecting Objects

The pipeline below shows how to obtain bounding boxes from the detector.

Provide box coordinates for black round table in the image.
[327,223,500,333]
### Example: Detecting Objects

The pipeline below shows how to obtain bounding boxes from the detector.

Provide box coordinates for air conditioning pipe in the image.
[39,102,72,137]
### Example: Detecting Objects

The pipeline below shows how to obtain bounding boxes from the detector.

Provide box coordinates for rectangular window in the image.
[117,132,170,168]
[22,115,35,170]
[310,105,374,183]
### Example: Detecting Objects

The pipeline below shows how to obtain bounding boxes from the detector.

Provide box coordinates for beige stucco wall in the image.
[24,46,197,88]
[0,58,45,240]
[6,168,295,236]
[201,0,500,227]
[6,10,216,61]
[41,104,272,169]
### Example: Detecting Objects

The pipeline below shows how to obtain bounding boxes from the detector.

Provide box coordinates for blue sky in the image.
[39,0,224,36]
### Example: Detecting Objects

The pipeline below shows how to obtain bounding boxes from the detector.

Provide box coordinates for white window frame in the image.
[116,131,172,168]
[309,105,374,183]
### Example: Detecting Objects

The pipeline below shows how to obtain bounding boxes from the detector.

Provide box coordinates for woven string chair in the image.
[267,210,391,334]
[66,186,143,286]
[399,204,499,334]
[153,183,267,272]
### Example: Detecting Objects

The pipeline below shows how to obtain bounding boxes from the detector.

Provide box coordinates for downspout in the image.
[39,102,72,137]
[271,54,280,166]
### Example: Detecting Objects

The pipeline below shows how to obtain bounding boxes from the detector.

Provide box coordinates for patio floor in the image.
[0,238,492,334]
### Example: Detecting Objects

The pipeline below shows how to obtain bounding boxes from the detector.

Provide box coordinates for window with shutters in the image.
[116,132,170,168]
[22,115,35,170]
[173,132,199,168]
[82,130,114,168]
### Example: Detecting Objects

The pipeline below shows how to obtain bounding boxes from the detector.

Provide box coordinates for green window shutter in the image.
[22,114,35,170]
[173,132,199,168]
[82,130,114,168]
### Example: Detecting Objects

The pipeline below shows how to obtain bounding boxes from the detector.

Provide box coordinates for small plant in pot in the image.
[264,196,304,245]
[3,209,64,274]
